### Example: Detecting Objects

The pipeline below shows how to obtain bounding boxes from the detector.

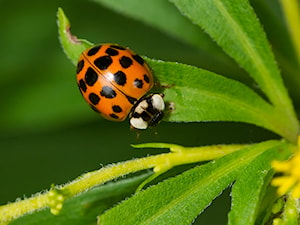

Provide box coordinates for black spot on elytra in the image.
[94,56,112,70]
[110,45,126,50]
[112,105,122,113]
[100,86,117,98]
[77,60,84,74]
[110,113,119,119]
[78,79,87,92]
[85,67,98,86]
[143,74,150,83]
[132,54,144,65]
[90,104,100,113]
[119,56,133,68]
[105,48,119,56]
[113,71,127,86]
[87,45,101,56]
[134,78,143,88]
[126,95,137,104]
[89,93,100,105]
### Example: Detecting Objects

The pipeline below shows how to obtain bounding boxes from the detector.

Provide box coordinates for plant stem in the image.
[0,143,245,225]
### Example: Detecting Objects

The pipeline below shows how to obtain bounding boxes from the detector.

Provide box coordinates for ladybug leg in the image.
[153,81,174,89]
[130,125,142,140]
[152,126,159,136]
[160,84,174,89]
[136,131,141,140]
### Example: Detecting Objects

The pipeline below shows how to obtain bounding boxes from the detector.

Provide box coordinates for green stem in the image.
[0,143,245,225]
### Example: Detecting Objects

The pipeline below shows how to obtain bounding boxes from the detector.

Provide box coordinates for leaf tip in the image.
[56,7,93,65]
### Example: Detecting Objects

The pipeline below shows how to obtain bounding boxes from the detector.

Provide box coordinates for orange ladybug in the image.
[76,44,164,129]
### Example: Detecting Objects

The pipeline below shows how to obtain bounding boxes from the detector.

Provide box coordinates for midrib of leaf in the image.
[212,0,289,114]
[213,1,268,93]
[167,81,286,138]
[180,85,273,121]
[140,141,279,225]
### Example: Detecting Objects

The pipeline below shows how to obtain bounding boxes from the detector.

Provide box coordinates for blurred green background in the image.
[0,0,281,224]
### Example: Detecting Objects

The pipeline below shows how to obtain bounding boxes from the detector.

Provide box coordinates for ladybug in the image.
[76,43,165,129]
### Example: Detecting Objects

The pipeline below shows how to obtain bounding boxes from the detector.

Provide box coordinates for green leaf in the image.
[169,0,299,142]
[147,59,291,139]
[228,141,292,225]
[9,173,151,225]
[251,0,300,102]
[255,185,280,225]
[99,141,291,225]
[92,0,210,49]
[57,8,93,65]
